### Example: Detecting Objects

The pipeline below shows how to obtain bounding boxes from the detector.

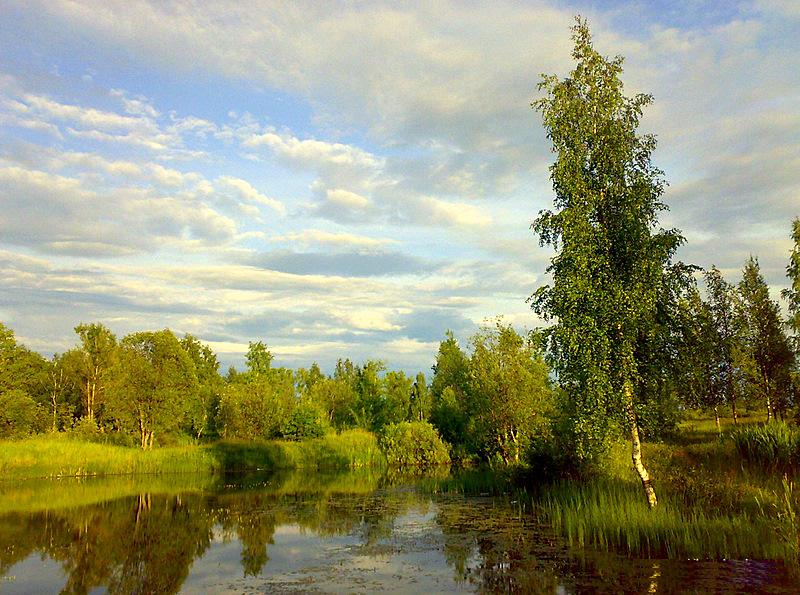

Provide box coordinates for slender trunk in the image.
[51,390,58,432]
[625,381,657,508]
[139,415,146,450]
[766,393,772,423]
[714,407,721,435]
[727,371,738,426]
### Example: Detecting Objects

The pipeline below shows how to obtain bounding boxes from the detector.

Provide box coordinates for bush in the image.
[279,403,326,441]
[380,421,450,468]
[0,390,42,438]
[68,416,104,443]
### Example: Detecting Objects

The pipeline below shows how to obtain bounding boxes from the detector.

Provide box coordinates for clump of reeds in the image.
[729,422,799,470]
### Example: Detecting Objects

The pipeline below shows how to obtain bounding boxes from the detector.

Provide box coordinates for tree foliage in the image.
[107,330,199,448]
[530,18,682,506]
[738,257,795,419]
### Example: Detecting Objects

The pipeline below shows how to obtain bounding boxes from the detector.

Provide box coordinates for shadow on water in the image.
[0,468,797,593]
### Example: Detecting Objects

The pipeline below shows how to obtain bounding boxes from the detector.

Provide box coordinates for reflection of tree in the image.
[2,472,797,593]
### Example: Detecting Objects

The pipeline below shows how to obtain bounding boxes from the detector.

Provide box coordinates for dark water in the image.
[0,469,796,594]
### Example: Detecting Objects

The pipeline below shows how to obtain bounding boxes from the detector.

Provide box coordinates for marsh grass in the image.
[537,479,790,560]
[729,422,800,470]
[0,435,220,480]
[0,429,385,481]
[526,413,800,562]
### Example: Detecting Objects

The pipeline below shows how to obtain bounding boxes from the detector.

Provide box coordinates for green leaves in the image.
[532,18,683,461]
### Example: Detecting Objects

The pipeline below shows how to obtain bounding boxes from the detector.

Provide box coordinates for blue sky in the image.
[0,0,798,373]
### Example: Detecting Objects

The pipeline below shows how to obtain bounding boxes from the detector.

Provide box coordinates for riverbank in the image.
[0,429,385,481]
[534,412,800,561]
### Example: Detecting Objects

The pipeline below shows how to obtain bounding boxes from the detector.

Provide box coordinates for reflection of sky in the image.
[2,2,798,374]
[182,509,471,593]
[1,557,66,595]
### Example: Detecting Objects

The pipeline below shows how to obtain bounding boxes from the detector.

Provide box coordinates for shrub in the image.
[380,421,450,468]
[279,403,326,441]
[0,390,42,438]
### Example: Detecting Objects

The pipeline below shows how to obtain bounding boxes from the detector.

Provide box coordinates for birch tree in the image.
[531,18,683,507]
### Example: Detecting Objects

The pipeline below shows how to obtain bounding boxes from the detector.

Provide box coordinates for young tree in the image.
[409,372,432,422]
[180,334,223,439]
[383,370,414,425]
[430,331,471,450]
[107,330,199,448]
[703,266,749,425]
[468,323,552,465]
[72,323,117,421]
[245,341,273,378]
[738,257,795,420]
[531,19,683,507]
[674,286,719,427]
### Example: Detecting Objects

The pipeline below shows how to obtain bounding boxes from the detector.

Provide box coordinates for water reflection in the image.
[0,469,795,593]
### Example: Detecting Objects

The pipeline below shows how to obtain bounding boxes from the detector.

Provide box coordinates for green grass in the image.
[522,411,800,562]
[0,435,221,480]
[537,479,792,560]
[729,421,800,470]
[0,429,386,481]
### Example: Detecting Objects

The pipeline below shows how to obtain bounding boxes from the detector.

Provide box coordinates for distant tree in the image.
[245,341,273,378]
[430,331,471,450]
[107,330,199,448]
[0,388,41,438]
[0,322,49,402]
[409,372,432,422]
[47,353,79,431]
[179,334,223,439]
[531,19,683,507]
[674,286,718,423]
[296,363,325,398]
[468,323,552,464]
[353,360,386,432]
[72,323,117,421]
[738,257,795,420]
[383,370,414,425]
[706,266,752,424]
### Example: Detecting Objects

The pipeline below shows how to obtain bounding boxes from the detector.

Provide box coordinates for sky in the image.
[0,0,798,373]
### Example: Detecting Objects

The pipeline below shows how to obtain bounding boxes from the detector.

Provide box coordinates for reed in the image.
[729,422,800,470]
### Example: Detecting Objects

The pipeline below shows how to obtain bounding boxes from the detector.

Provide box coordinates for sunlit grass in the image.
[537,479,791,560]
[729,421,800,470]
[0,429,386,481]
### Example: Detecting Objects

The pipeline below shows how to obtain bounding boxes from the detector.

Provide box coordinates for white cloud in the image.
[275,229,396,250]
[216,175,286,215]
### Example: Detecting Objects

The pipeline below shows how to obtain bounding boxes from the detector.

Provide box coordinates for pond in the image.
[0,469,796,593]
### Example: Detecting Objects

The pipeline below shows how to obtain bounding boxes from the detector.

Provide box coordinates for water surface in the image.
[0,469,795,593]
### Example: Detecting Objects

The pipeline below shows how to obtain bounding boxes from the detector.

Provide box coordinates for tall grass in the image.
[729,422,800,470]
[537,479,792,560]
[0,429,385,481]
[0,435,221,480]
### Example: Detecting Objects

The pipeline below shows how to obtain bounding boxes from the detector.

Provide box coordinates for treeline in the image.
[0,319,550,462]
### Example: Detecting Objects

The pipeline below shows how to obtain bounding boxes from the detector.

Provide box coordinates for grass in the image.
[0,429,385,481]
[729,421,800,470]
[538,478,791,560]
[523,411,800,562]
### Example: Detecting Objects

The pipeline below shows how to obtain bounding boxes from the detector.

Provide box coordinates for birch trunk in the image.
[625,381,657,508]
